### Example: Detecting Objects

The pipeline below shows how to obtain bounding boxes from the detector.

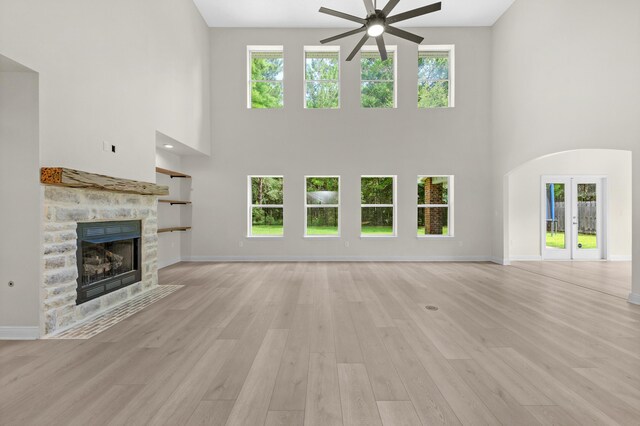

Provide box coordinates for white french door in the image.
[541,176,604,260]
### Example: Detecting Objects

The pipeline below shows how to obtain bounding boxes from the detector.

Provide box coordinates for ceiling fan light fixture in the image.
[319,1,442,61]
[367,22,385,37]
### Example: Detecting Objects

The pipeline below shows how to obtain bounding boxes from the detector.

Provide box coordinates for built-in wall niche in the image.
[156,167,192,234]
[156,166,192,268]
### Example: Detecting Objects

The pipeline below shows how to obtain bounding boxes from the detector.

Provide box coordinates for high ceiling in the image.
[193,0,516,28]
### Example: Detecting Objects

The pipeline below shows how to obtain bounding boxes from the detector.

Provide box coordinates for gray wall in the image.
[0,66,40,336]
[0,0,211,182]
[491,0,640,297]
[184,27,493,260]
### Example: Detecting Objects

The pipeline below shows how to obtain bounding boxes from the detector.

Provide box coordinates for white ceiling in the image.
[193,0,516,28]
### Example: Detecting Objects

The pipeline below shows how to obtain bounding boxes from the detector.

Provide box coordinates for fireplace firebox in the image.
[76,221,142,305]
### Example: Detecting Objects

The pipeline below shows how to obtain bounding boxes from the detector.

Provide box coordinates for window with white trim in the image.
[417,176,453,236]
[361,46,397,108]
[418,45,455,108]
[304,47,340,109]
[361,176,396,236]
[248,46,284,109]
[248,176,284,236]
[305,177,340,236]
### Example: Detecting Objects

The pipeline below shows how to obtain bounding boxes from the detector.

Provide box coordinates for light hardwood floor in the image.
[511,261,632,299]
[0,261,639,425]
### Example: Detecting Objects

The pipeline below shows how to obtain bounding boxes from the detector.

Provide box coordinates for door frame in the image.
[540,175,608,260]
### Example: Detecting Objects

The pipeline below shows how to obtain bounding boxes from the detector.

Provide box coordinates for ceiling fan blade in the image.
[346,34,370,61]
[381,0,401,16]
[376,36,388,61]
[386,2,441,24]
[385,26,424,44]
[363,0,376,16]
[319,7,367,25]
[320,26,366,44]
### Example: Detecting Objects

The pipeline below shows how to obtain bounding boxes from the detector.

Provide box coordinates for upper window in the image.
[305,177,340,236]
[361,176,396,236]
[418,46,454,108]
[417,176,453,237]
[248,46,284,109]
[361,47,396,108]
[248,176,284,237]
[305,47,340,109]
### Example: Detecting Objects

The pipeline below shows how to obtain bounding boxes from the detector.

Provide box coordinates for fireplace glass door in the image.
[81,239,135,286]
[76,221,142,304]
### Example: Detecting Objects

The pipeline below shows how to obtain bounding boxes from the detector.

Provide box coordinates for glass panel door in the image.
[541,178,571,260]
[572,179,602,260]
[545,183,566,249]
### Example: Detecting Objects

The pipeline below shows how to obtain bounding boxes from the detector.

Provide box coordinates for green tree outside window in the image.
[250,176,284,236]
[250,50,284,109]
[418,50,450,108]
[305,50,340,109]
[361,50,395,108]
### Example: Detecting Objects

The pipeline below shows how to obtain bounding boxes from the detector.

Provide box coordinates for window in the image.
[418,46,454,108]
[248,46,284,109]
[361,176,396,236]
[248,176,284,236]
[305,47,340,109]
[361,46,396,108]
[305,177,340,236]
[417,176,453,237]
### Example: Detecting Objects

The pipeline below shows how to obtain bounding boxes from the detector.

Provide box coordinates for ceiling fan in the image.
[319,0,442,61]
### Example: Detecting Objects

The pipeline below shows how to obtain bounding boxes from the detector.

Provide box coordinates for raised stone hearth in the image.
[42,186,159,336]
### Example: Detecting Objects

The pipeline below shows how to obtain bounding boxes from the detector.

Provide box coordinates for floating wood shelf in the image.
[41,167,169,196]
[158,227,192,234]
[155,167,191,179]
[158,200,192,205]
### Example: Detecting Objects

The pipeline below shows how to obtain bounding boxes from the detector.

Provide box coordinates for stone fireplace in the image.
[41,168,167,336]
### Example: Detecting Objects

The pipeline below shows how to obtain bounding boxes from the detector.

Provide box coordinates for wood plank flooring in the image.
[512,261,631,299]
[0,261,639,425]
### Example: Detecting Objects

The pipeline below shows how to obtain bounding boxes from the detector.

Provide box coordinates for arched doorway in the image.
[504,149,632,299]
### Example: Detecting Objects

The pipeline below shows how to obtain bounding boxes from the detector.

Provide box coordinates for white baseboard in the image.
[509,255,543,261]
[184,255,493,263]
[0,326,40,340]
[490,257,511,265]
[628,293,640,306]
[609,255,632,262]
[507,255,630,262]
[158,257,182,269]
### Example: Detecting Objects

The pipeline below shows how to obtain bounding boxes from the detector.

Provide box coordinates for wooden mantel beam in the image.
[40,167,169,196]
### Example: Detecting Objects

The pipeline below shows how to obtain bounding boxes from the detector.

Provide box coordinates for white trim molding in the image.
[185,255,492,262]
[609,255,632,262]
[509,255,543,261]
[628,293,640,306]
[0,326,40,340]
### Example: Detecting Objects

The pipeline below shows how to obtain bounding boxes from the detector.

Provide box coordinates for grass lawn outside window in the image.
[546,232,597,249]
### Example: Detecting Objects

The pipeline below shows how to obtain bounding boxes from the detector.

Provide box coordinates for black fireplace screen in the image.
[76,221,142,305]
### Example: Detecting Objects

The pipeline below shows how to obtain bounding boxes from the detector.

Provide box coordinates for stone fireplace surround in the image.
[42,184,161,336]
